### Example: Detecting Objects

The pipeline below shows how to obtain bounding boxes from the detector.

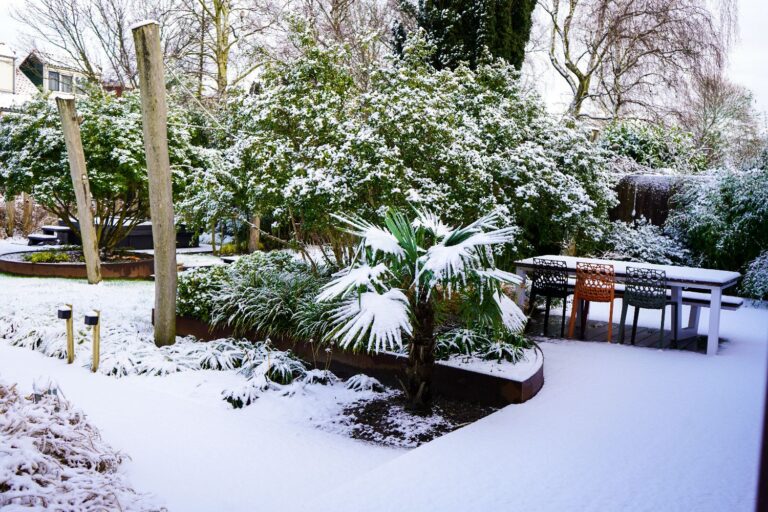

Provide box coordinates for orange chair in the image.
[568,262,616,342]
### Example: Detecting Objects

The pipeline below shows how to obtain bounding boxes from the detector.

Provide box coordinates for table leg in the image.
[671,286,683,338]
[707,287,722,356]
[515,268,528,308]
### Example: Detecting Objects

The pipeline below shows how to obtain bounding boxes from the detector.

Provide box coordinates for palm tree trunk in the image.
[405,298,436,411]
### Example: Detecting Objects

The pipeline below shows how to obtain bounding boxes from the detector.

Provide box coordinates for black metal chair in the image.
[529,258,571,337]
[619,267,679,347]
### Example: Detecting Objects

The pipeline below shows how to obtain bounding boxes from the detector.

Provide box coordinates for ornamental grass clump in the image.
[317,208,527,410]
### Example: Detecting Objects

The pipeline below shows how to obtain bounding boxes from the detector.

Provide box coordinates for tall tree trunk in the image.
[21,193,34,235]
[4,196,15,237]
[405,298,436,411]
[248,215,260,253]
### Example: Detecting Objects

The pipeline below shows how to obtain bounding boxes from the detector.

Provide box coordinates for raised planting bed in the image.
[0,250,155,279]
[174,314,545,407]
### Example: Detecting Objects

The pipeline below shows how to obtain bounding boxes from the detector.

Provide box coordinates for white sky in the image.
[0,0,766,116]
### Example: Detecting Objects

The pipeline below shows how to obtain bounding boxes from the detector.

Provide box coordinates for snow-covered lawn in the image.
[0,264,765,511]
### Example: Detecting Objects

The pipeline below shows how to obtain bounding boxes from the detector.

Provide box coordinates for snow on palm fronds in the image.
[0,379,163,511]
[317,208,527,355]
[330,290,412,352]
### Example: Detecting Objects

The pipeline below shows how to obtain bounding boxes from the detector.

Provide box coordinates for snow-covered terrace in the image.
[0,238,765,511]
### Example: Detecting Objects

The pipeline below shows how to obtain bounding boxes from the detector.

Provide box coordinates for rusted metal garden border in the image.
[0,251,154,279]
[173,314,544,407]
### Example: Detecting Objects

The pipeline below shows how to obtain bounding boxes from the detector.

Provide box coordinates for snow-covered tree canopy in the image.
[0,87,205,251]
[199,30,615,259]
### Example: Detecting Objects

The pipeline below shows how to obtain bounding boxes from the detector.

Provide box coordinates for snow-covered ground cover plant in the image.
[316,208,529,409]
[0,378,162,511]
[600,217,689,265]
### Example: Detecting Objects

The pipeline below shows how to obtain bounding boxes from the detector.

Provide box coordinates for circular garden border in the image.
[0,251,154,279]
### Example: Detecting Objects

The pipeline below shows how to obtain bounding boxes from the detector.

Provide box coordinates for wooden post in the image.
[56,97,102,284]
[21,192,33,235]
[133,21,177,346]
[248,215,261,253]
[4,196,15,237]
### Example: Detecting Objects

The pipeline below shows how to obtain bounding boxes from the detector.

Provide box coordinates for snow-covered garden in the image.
[2,0,768,510]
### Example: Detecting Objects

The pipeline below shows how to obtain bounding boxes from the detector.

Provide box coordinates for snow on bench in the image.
[27,234,59,246]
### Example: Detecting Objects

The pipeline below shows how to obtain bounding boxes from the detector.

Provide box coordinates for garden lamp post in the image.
[85,310,100,373]
[57,304,74,364]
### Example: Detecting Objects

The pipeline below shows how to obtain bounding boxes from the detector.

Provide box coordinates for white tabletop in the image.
[515,255,740,288]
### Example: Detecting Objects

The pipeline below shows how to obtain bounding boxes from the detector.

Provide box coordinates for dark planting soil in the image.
[339,392,497,448]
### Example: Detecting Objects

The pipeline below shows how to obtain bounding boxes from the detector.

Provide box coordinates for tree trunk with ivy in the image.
[405,297,436,411]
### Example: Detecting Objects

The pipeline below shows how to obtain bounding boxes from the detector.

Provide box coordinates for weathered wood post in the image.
[132,20,177,346]
[248,215,261,253]
[4,196,15,237]
[56,97,102,284]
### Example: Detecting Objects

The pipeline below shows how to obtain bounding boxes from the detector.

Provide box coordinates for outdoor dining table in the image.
[514,255,742,356]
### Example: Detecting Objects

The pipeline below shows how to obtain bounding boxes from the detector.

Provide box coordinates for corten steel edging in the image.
[172,314,544,407]
[0,251,154,279]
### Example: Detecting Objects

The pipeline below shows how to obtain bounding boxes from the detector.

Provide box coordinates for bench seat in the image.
[28,234,59,246]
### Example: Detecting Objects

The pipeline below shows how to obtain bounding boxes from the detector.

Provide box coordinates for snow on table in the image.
[516,254,741,287]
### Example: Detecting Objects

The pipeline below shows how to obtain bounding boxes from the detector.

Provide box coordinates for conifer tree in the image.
[397,0,535,70]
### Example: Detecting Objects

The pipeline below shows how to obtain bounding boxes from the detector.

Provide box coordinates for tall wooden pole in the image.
[55,97,102,284]
[132,20,177,346]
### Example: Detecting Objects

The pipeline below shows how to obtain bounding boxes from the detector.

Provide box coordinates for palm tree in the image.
[317,208,526,410]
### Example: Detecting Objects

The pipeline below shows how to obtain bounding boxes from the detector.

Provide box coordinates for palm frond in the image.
[317,263,391,301]
[329,289,412,353]
[331,214,405,258]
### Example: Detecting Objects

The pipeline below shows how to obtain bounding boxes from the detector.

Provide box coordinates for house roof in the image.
[23,49,86,75]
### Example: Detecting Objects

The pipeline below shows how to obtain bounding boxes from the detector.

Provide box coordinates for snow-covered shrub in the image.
[203,30,614,259]
[741,252,768,301]
[0,380,161,510]
[600,121,706,174]
[667,169,768,271]
[436,327,532,363]
[0,87,204,253]
[601,218,689,265]
[177,265,230,323]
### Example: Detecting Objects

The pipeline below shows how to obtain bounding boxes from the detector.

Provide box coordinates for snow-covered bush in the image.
[190,30,614,258]
[0,380,161,510]
[601,218,689,265]
[667,169,768,271]
[177,265,230,323]
[0,87,203,252]
[600,121,706,174]
[317,208,527,409]
[741,251,768,301]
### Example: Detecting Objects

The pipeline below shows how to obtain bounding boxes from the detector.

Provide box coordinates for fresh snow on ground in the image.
[0,259,765,511]
[309,301,768,512]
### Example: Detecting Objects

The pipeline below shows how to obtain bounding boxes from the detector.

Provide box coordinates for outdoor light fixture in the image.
[84,310,100,372]
[58,304,74,364]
